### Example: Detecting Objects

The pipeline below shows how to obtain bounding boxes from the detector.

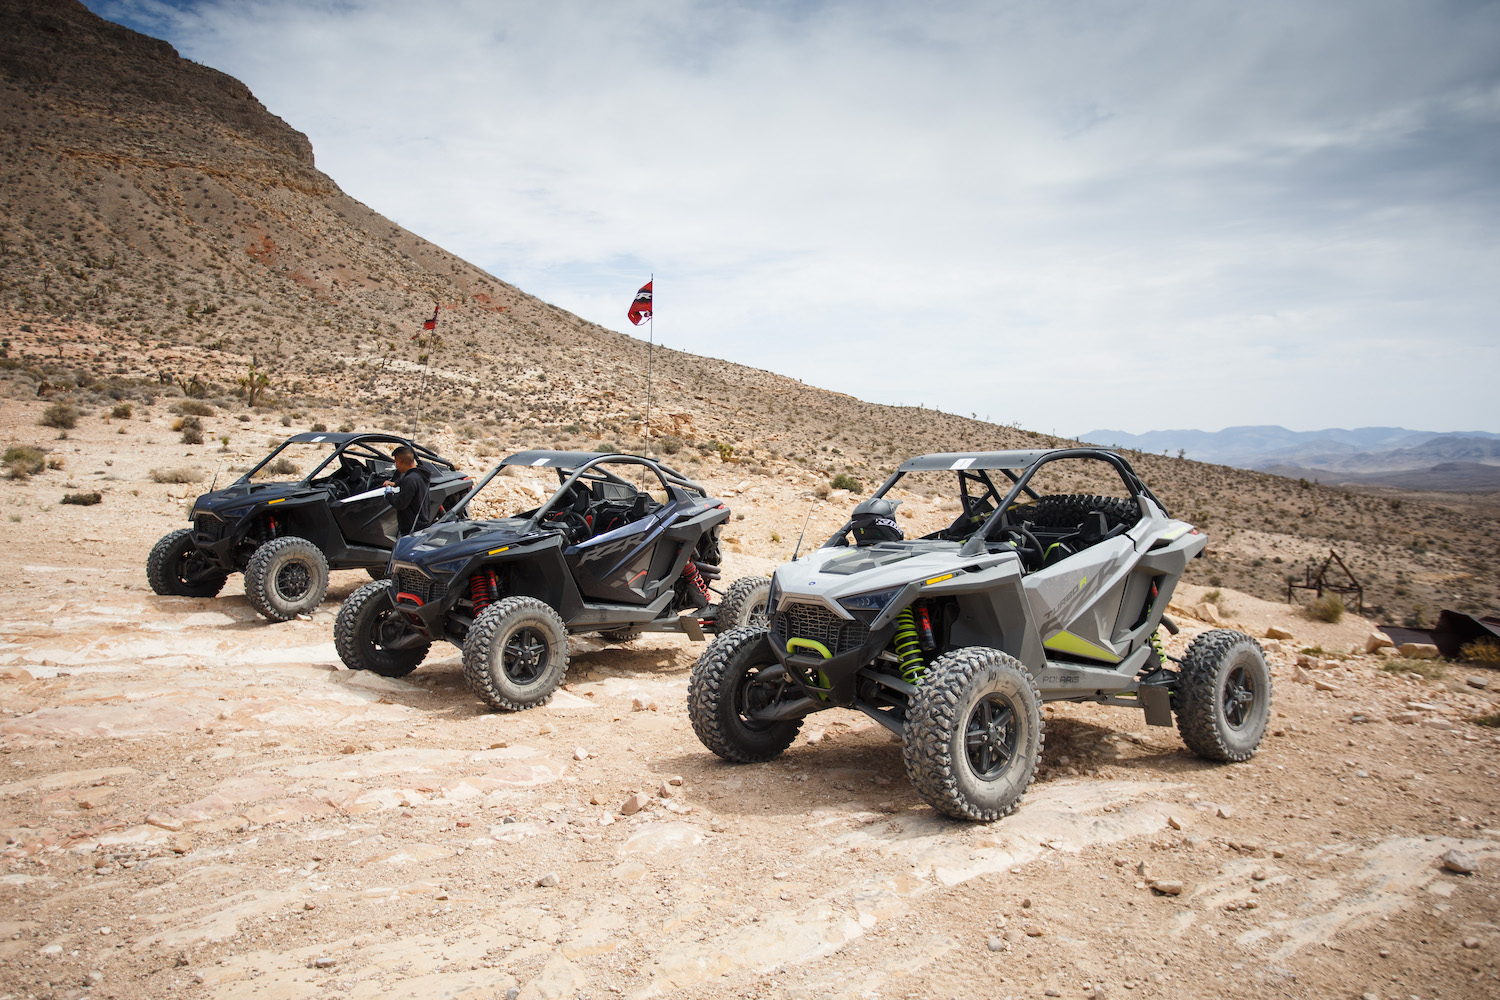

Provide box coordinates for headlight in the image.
[838,586,904,615]
[429,557,471,576]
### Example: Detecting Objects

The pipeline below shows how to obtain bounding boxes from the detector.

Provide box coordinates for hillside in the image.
[1,0,1497,624]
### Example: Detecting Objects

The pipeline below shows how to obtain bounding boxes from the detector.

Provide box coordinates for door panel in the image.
[566,515,662,605]
[1022,536,1135,662]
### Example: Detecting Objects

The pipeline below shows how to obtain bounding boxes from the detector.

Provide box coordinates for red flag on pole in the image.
[628,281,652,326]
[413,304,439,340]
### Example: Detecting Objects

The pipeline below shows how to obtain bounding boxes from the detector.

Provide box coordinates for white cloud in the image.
[91,0,1500,434]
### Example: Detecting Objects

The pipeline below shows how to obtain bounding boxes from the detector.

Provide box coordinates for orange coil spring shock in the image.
[470,569,499,614]
[681,560,711,605]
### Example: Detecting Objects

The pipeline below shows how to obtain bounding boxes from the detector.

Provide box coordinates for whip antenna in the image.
[791,503,815,560]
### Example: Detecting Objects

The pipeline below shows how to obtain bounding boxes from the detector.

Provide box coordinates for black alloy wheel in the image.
[965,692,1019,779]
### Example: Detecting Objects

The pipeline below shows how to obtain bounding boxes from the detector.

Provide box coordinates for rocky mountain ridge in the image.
[1083,424,1500,478]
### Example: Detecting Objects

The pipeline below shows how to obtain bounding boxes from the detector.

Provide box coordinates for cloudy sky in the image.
[87,0,1500,437]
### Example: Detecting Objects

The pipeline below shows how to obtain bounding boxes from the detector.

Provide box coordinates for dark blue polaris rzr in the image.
[147,432,468,621]
[333,451,770,710]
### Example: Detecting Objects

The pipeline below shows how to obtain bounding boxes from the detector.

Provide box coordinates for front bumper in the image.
[768,600,898,705]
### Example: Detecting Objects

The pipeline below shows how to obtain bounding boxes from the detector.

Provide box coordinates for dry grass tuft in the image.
[150,466,202,484]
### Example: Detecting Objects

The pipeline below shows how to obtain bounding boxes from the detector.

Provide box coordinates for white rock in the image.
[1440,849,1479,875]
[1364,631,1395,653]
[1399,643,1440,660]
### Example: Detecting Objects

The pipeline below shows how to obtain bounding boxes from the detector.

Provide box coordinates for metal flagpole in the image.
[643,273,653,458]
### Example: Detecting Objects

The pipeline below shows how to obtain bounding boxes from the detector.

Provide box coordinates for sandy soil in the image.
[3,405,1500,1000]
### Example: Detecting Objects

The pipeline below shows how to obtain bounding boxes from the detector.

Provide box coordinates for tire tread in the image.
[462,596,568,711]
[903,647,1044,822]
[244,535,329,622]
[334,579,429,676]
[688,626,801,762]
[1175,628,1271,762]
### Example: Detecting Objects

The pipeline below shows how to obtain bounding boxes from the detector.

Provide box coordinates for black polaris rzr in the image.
[147,432,469,621]
[334,451,771,711]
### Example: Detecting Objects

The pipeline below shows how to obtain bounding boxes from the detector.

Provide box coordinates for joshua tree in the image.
[240,356,270,408]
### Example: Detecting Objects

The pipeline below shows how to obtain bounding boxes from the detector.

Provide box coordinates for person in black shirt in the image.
[383,445,432,535]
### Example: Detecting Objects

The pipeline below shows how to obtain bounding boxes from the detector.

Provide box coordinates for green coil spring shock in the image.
[1149,627,1166,665]
[893,608,925,683]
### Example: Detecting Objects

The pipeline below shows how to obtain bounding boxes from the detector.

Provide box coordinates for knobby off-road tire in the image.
[334,580,430,677]
[244,535,329,622]
[1024,494,1139,531]
[903,647,1044,822]
[688,627,802,762]
[146,527,229,598]
[1174,629,1272,762]
[462,596,569,711]
[717,576,773,630]
[598,626,644,643]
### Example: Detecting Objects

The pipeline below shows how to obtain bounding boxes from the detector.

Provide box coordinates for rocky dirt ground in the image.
[2,404,1500,1000]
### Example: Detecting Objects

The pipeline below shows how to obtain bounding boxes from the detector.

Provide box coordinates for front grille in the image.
[394,568,447,605]
[193,514,225,543]
[771,601,870,658]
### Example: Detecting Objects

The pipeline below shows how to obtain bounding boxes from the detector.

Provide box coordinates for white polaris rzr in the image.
[688,448,1271,822]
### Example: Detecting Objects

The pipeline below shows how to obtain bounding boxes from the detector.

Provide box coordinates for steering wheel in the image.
[993,522,1044,565]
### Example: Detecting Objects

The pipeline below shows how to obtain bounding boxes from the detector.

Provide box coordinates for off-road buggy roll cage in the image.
[823,448,1168,553]
[442,450,711,535]
[240,431,457,495]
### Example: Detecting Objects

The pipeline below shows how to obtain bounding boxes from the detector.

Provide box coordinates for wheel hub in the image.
[965,693,1017,779]
[276,561,311,599]
[1223,665,1256,728]
[502,627,548,684]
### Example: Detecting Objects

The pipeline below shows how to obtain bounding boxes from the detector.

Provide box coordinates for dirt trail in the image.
[2,414,1500,1000]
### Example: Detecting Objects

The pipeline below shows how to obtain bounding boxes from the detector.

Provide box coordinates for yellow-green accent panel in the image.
[787,638,832,659]
[1043,630,1122,663]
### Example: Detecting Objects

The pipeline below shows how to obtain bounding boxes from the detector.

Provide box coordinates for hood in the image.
[773,540,982,609]
[191,480,313,516]
[392,516,541,571]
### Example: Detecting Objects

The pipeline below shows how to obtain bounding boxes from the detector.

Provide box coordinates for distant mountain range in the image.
[1079,426,1500,492]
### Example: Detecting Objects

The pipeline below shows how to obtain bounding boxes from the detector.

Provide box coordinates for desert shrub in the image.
[338,422,354,433]
[310,421,327,432]
[1202,589,1222,605]
[265,456,299,476]
[180,415,204,445]
[1305,593,1344,623]
[3,445,46,479]
[176,400,214,416]
[830,473,862,493]
[1460,639,1500,667]
[61,491,102,506]
[1473,710,1500,728]
[39,403,78,429]
[110,402,133,419]
[659,434,683,455]
[150,466,202,484]
[280,414,292,427]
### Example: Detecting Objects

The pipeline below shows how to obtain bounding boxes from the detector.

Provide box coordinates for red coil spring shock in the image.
[680,560,711,606]
[470,569,499,614]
